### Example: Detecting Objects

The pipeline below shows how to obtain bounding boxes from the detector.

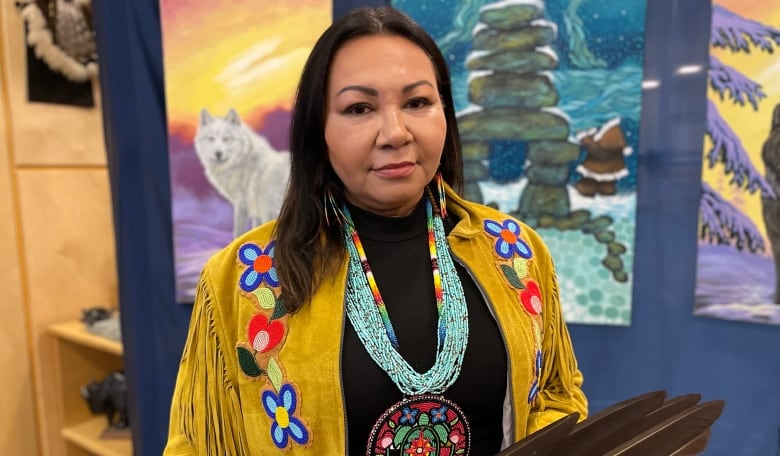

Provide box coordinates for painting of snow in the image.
[695,0,780,326]
[395,0,648,325]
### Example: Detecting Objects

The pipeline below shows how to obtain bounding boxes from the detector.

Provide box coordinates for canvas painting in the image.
[159,0,331,301]
[394,0,647,325]
[695,0,780,325]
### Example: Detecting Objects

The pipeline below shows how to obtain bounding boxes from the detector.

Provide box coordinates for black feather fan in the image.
[495,391,725,456]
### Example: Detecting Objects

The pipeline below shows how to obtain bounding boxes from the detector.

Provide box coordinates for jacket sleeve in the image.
[164,268,250,456]
[526,248,588,434]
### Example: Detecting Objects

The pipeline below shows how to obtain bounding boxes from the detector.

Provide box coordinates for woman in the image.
[165,6,587,455]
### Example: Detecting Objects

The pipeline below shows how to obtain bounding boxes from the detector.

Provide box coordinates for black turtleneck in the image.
[342,198,507,455]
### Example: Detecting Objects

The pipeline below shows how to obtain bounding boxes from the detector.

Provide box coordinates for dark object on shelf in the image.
[81,307,123,342]
[497,391,725,455]
[80,307,113,326]
[81,370,129,430]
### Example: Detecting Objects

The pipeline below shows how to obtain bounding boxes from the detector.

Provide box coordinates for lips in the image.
[373,162,415,178]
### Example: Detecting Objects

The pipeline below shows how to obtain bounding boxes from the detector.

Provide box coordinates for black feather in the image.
[560,394,702,455]
[630,394,703,432]
[552,390,667,456]
[604,400,726,456]
[495,412,579,456]
[669,429,711,456]
[493,392,724,456]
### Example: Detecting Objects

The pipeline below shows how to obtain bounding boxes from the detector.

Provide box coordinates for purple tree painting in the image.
[696,4,780,324]
[701,5,778,250]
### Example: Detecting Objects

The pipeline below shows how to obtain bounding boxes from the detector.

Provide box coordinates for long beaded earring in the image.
[324,188,346,227]
[436,171,447,219]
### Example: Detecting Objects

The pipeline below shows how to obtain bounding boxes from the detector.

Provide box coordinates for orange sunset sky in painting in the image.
[160,0,331,132]
[703,0,780,245]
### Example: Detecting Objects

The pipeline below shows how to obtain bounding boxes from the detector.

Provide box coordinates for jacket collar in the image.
[444,183,483,239]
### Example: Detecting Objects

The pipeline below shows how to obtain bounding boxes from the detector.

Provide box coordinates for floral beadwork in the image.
[483,218,543,404]
[247,314,285,353]
[235,242,310,449]
[407,432,435,454]
[238,242,279,292]
[430,405,448,424]
[262,383,310,448]
[520,280,542,316]
[484,219,532,259]
[400,406,419,425]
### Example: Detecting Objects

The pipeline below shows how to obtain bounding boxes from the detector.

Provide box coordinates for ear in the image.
[772,103,780,132]
[200,109,213,126]
[226,108,241,125]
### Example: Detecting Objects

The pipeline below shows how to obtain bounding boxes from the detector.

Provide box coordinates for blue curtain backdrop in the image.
[93,0,780,454]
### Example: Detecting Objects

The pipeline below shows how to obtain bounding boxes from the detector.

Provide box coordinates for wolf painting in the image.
[194,108,290,238]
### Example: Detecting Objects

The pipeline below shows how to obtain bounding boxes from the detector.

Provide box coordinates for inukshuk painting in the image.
[395,0,647,325]
[159,0,331,301]
[695,0,780,325]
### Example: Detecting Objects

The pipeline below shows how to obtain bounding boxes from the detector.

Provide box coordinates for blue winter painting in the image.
[394,0,647,325]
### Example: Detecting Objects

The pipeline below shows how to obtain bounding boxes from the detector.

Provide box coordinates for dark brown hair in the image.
[273,6,463,312]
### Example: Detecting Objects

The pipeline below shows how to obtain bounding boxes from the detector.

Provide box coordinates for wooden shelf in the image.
[61,416,131,456]
[49,320,123,356]
[46,320,131,455]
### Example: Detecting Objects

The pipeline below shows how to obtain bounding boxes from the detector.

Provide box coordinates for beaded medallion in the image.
[366,395,470,456]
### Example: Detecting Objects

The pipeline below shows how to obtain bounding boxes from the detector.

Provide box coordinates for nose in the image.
[376,109,412,149]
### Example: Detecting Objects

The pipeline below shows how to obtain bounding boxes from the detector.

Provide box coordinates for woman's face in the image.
[324,34,446,217]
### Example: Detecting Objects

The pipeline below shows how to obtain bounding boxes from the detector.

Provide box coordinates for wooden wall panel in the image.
[0,3,39,454]
[0,78,39,456]
[1,2,116,454]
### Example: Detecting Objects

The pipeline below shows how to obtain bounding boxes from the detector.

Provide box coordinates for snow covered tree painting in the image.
[695,0,780,325]
[394,0,647,325]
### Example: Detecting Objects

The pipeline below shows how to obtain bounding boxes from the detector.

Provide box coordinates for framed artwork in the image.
[394,0,647,325]
[159,0,331,301]
[695,0,780,325]
[17,0,97,106]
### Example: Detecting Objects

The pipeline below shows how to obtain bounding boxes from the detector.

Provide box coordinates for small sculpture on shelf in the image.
[81,370,129,430]
[80,306,122,342]
[80,307,113,326]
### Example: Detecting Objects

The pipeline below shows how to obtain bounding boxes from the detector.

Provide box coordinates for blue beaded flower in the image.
[399,406,419,425]
[430,405,448,424]
[484,219,532,259]
[238,242,279,291]
[261,384,309,448]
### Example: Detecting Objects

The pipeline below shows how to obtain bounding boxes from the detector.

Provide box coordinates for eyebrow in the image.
[335,80,434,97]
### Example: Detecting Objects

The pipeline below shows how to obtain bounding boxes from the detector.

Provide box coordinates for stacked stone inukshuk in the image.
[457,1,579,221]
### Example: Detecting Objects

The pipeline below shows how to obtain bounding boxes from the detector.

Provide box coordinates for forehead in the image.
[328,34,438,89]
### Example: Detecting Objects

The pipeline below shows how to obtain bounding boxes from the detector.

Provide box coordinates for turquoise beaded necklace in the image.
[341,197,469,395]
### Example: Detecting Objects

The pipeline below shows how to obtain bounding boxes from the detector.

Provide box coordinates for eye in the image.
[406,97,432,110]
[223,136,233,143]
[344,103,372,116]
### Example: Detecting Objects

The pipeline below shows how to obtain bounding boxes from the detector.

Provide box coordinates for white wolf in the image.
[194,108,290,238]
